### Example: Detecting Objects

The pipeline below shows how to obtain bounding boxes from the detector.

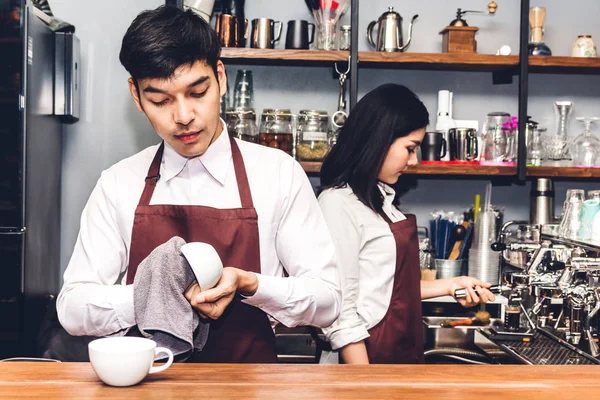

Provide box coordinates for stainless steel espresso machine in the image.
[476,179,600,364]
[424,179,600,365]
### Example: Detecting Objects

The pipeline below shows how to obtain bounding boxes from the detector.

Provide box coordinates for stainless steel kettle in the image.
[367,7,418,52]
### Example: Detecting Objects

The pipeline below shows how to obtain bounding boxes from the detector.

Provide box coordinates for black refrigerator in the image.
[0,1,78,358]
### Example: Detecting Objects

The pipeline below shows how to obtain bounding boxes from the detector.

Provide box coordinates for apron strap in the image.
[138,142,164,206]
[138,135,254,208]
[229,135,254,209]
[379,210,393,225]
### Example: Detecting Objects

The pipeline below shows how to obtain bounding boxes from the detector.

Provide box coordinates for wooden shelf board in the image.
[303,163,600,179]
[358,52,518,72]
[405,164,517,176]
[220,48,349,66]
[300,162,517,176]
[526,166,600,178]
[529,56,600,74]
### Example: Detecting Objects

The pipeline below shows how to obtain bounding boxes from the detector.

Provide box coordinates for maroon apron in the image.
[125,135,277,363]
[364,213,424,364]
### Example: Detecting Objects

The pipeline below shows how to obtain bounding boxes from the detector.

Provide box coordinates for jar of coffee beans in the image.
[259,109,295,157]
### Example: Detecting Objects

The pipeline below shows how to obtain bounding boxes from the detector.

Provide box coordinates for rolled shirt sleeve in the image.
[318,189,370,350]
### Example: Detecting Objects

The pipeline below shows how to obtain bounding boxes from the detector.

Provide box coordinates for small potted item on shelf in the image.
[439,2,497,54]
[571,35,597,58]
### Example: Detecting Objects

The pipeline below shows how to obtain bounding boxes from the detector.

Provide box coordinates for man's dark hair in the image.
[320,83,430,214]
[119,5,221,83]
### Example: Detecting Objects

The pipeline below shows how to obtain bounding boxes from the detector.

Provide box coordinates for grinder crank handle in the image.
[454,284,507,299]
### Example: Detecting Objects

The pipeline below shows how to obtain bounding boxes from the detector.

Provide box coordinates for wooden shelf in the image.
[526,166,600,178]
[300,161,517,176]
[220,48,349,66]
[358,52,518,72]
[405,164,516,176]
[529,56,600,74]
[302,162,600,179]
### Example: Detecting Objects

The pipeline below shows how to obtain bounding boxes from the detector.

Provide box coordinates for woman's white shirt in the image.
[318,183,405,350]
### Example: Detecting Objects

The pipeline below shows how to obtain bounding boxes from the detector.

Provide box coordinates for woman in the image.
[319,84,495,364]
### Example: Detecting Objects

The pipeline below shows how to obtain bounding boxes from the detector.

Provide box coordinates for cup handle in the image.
[149,347,174,374]
[244,18,249,40]
[273,21,283,43]
[308,23,316,45]
[440,138,447,159]
[471,134,479,161]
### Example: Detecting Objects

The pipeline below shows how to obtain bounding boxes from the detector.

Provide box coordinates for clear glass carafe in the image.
[545,101,573,162]
[558,189,585,239]
[571,117,600,167]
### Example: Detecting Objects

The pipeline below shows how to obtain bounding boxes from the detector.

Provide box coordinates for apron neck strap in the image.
[379,211,393,225]
[138,135,254,208]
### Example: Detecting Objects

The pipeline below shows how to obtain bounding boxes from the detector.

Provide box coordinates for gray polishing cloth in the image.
[133,236,209,361]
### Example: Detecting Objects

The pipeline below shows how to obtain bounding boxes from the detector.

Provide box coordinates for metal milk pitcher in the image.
[366,7,418,52]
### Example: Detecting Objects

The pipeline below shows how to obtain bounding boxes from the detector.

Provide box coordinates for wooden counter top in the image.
[1,362,599,399]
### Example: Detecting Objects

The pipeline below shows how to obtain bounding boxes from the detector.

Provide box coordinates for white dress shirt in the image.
[57,124,341,337]
[318,183,405,351]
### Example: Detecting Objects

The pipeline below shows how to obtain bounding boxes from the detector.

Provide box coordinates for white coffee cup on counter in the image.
[181,242,223,290]
[88,337,173,387]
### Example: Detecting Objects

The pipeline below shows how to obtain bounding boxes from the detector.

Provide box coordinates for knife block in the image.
[440,26,479,53]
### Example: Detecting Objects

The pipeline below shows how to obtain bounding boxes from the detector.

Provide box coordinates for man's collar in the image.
[161,120,231,185]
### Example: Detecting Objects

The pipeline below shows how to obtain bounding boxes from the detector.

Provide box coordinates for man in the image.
[57,5,340,363]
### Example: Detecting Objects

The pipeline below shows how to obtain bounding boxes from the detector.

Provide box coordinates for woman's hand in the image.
[447,276,495,308]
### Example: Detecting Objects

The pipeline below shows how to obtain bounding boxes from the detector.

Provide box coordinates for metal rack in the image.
[165,0,600,182]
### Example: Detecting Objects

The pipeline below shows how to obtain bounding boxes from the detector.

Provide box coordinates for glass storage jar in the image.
[296,110,330,161]
[259,109,295,156]
[225,107,259,144]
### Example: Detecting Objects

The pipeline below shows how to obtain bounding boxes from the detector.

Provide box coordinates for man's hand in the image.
[184,267,258,320]
[448,276,495,308]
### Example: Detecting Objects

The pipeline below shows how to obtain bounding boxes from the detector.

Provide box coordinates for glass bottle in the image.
[233,70,254,108]
[527,126,545,166]
[225,107,259,144]
[259,109,295,157]
[528,7,552,56]
[571,117,600,167]
[545,101,573,162]
[296,110,330,161]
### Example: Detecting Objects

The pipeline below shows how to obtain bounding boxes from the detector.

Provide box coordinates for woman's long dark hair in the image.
[320,83,429,214]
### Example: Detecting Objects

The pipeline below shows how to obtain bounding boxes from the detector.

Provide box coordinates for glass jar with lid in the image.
[259,109,295,157]
[296,110,330,161]
[225,107,259,143]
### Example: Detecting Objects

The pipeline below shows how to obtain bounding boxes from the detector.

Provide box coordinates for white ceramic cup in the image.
[184,0,215,23]
[181,242,224,290]
[88,337,174,387]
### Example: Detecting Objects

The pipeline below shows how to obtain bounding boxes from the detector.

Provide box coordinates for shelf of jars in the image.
[220,48,349,66]
[529,56,600,74]
[358,52,519,72]
[299,161,517,176]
